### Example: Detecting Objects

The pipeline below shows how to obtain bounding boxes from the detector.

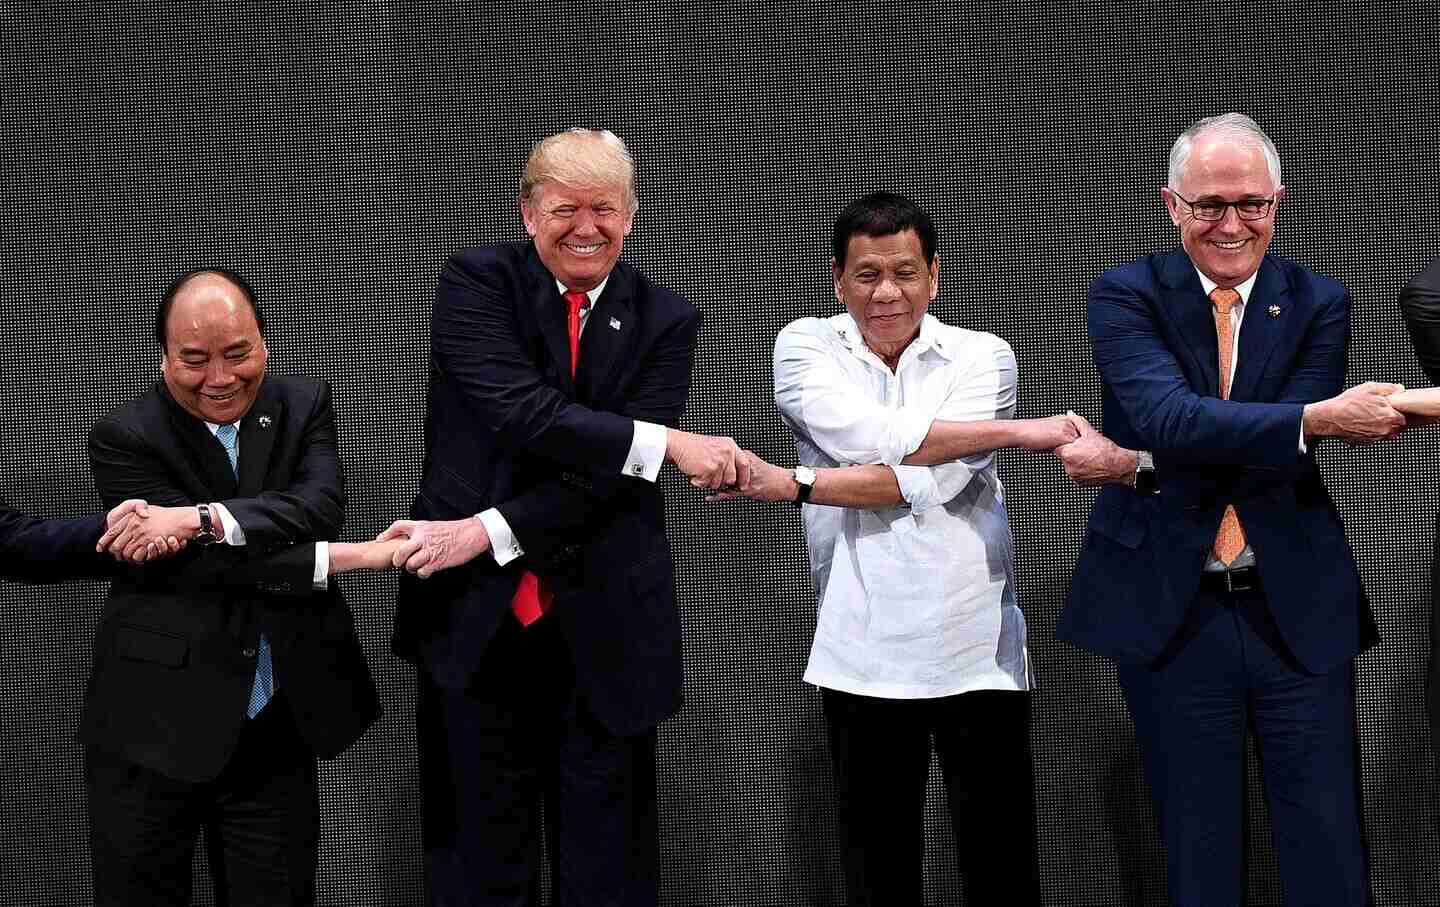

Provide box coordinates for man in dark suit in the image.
[1057,113,1405,906]
[380,128,743,906]
[1400,257,1440,757]
[83,268,383,906]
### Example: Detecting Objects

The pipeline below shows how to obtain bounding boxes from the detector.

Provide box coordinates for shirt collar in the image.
[204,420,242,435]
[1195,267,1259,307]
[555,276,608,306]
[832,312,957,363]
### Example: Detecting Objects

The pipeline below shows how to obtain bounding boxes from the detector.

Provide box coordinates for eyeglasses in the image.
[1169,190,1277,222]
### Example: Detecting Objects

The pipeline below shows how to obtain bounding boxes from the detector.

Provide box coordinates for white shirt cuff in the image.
[211,503,246,545]
[1298,418,1308,454]
[625,420,667,482]
[478,509,523,566]
[313,541,329,589]
[881,409,936,465]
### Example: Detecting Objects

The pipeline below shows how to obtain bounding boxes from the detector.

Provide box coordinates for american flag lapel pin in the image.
[609,317,622,331]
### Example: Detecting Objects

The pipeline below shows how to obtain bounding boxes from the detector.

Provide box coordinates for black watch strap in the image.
[195,503,218,545]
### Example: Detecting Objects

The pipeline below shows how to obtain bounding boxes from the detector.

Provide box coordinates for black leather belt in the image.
[1199,566,1260,594]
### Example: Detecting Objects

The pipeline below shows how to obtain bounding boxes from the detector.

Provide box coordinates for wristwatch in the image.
[792,465,816,507]
[195,503,219,545]
[1133,450,1159,496]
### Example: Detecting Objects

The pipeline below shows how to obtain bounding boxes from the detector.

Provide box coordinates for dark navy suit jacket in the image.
[0,505,108,582]
[392,242,700,737]
[1059,248,1375,673]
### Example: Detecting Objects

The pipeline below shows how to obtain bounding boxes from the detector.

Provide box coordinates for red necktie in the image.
[1210,287,1247,565]
[510,289,590,626]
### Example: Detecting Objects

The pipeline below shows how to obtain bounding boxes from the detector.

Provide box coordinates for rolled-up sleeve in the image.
[773,318,934,465]
[892,337,1017,513]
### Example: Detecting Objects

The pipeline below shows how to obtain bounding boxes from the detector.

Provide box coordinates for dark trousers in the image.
[1117,583,1369,907]
[86,694,320,907]
[821,687,1041,907]
[418,616,659,907]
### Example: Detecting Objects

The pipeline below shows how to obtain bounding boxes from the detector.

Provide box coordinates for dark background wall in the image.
[3,4,1438,904]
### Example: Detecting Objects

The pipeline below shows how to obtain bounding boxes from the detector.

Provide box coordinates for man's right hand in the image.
[665,429,750,490]
[1011,414,1082,451]
[97,500,189,564]
[1303,382,1408,445]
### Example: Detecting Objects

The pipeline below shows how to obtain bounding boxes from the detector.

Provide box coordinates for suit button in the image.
[242,647,257,658]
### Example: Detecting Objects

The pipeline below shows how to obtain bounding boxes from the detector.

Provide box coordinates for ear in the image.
[622,201,636,237]
[1161,187,1183,228]
[928,255,940,301]
[519,196,539,238]
[1272,184,1287,216]
[831,257,844,302]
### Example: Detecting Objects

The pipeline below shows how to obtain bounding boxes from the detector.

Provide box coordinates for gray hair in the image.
[1168,113,1282,189]
[520,128,638,211]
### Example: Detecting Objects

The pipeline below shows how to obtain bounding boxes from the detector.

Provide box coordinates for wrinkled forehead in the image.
[530,179,632,209]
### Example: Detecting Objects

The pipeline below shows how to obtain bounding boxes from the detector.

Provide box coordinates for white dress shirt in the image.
[774,313,1031,699]
[480,277,669,566]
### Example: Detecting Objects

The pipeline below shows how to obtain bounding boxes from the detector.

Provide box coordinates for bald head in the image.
[157,269,269,424]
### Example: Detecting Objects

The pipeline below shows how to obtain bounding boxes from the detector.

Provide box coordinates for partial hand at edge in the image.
[329,538,407,574]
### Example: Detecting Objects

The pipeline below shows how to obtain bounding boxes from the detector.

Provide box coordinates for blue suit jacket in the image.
[392,242,700,736]
[1059,249,1375,673]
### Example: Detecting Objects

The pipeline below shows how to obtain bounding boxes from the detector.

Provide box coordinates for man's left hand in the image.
[379,518,491,579]
[706,451,796,503]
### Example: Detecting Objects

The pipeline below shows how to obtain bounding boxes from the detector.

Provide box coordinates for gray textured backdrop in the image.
[3,4,1438,905]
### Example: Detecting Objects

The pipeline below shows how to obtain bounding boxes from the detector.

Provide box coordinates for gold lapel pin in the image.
[1267,305,1281,318]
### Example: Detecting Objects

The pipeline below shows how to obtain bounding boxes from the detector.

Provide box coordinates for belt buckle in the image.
[1225,569,1254,593]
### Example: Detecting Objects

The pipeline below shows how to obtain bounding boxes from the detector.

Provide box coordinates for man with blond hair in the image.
[385,128,742,905]
[1059,114,1403,905]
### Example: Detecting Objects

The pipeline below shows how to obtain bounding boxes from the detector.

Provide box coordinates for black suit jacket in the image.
[0,504,108,582]
[1399,256,1440,751]
[393,242,699,736]
[84,376,378,783]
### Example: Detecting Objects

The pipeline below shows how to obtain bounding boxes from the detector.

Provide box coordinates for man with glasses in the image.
[1058,113,1404,906]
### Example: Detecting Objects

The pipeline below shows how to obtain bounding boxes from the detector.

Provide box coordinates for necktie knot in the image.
[1210,286,1240,315]
[564,290,589,316]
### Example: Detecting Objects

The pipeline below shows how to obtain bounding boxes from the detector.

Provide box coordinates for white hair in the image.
[1168,113,1282,189]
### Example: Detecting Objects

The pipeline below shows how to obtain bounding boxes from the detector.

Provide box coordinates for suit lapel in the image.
[159,383,237,498]
[525,247,575,391]
[1229,257,1289,402]
[1158,250,1221,396]
[236,383,281,496]
[576,263,634,400]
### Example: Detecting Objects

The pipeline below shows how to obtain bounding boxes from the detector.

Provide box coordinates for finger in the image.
[96,521,126,553]
[1066,410,1096,434]
[705,491,743,502]
[377,521,415,542]
[392,538,423,568]
[734,453,753,489]
[719,452,738,489]
[404,547,434,575]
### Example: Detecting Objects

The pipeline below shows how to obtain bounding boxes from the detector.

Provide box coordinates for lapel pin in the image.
[609,317,622,331]
[1267,305,1281,318]
[258,415,273,429]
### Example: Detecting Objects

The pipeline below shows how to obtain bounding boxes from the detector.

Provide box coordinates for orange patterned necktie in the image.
[510,289,591,626]
[1210,287,1246,565]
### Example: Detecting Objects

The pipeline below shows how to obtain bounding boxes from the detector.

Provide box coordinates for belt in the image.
[1199,566,1260,594]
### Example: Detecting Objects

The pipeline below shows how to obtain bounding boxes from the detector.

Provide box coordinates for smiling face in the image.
[834,229,939,366]
[160,274,268,425]
[1163,132,1285,288]
[520,181,635,292]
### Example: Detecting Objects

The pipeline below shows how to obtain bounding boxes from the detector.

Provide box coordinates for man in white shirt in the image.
[727,191,1075,905]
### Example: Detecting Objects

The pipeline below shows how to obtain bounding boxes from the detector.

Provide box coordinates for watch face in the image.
[795,465,816,486]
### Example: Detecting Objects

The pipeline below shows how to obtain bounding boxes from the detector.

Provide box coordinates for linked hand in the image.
[1055,412,1138,487]
[98,501,190,564]
[666,429,750,490]
[378,518,491,579]
[1303,382,1407,445]
[1013,414,1081,451]
[706,451,795,503]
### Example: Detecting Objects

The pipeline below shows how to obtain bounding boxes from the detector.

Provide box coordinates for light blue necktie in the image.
[216,423,275,719]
